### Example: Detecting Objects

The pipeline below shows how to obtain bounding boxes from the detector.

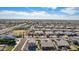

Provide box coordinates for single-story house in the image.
[40,40,55,50]
[56,39,70,50]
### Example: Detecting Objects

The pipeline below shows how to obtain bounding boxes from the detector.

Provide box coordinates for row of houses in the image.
[28,30,78,38]
[25,22,79,51]
[33,23,79,29]
[26,36,79,51]
[23,37,71,51]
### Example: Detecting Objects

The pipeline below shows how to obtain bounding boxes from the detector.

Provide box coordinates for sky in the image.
[0,7,79,20]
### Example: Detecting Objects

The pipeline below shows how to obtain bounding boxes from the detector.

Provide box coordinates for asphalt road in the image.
[14,38,27,51]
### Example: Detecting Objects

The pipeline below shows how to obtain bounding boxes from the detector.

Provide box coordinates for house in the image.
[28,38,37,51]
[56,39,70,50]
[28,32,34,37]
[45,29,51,31]
[75,31,79,35]
[40,40,55,50]
[45,31,54,35]
[28,38,36,43]
[41,28,45,31]
[39,37,49,40]
[45,31,54,38]
[64,32,77,36]
[34,31,44,37]
[55,31,64,36]
[74,29,79,32]
[45,25,53,29]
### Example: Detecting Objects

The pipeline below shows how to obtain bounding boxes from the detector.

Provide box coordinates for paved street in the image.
[14,37,27,51]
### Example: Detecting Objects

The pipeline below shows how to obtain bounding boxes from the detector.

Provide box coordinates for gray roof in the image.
[55,31,64,34]
[40,40,54,47]
[39,38,49,40]
[45,28,52,30]
[28,38,36,43]
[45,31,54,35]
[74,29,79,31]
[34,31,43,34]
[71,36,79,40]
[64,32,76,35]
[56,39,69,46]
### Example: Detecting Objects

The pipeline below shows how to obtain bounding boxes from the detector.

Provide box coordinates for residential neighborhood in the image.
[0,20,79,51]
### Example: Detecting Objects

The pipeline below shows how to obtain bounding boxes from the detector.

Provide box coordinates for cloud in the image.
[45,7,57,10]
[0,10,48,15]
[0,9,79,20]
[0,10,29,15]
[51,7,57,9]
[0,10,49,19]
[61,7,78,15]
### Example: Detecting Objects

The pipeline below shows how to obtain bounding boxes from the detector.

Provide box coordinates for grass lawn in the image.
[0,46,5,51]
[69,45,78,51]
[0,46,4,48]
[5,46,14,51]
[74,45,79,50]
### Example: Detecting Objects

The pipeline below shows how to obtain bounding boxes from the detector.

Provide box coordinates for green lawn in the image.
[74,45,79,50]
[0,46,5,51]
[69,45,78,51]
[0,46,4,48]
[5,46,14,51]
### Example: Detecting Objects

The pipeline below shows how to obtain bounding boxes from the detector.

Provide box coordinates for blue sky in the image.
[0,7,79,20]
